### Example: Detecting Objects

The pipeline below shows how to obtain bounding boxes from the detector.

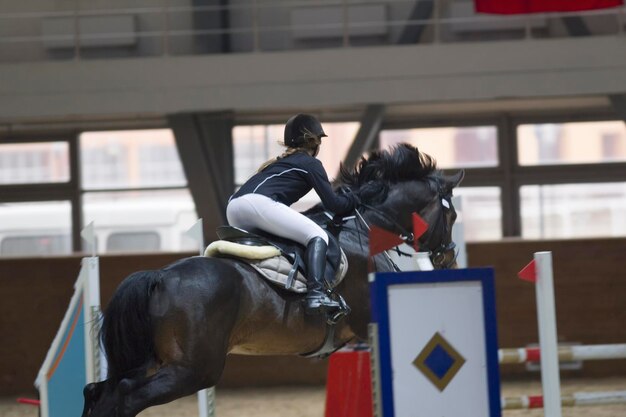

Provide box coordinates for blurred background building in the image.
[2,0,626,256]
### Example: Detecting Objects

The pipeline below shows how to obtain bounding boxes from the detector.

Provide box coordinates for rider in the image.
[226,114,359,315]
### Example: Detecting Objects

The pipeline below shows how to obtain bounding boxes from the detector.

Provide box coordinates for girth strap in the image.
[299,293,351,359]
[300,323,347,359]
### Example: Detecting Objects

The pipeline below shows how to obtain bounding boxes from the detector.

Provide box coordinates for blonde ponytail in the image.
[256,135,322,173]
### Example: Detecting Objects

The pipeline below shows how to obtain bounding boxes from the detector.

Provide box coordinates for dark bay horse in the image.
[82,144,464,417]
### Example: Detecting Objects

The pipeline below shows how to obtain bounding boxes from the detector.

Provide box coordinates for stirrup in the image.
[327,293,351,325]
[305,291,340,315]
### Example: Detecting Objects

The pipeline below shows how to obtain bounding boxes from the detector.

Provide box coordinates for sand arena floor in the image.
[1,377,625,417]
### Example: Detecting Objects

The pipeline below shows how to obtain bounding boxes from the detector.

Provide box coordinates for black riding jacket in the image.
[232,152,357,215]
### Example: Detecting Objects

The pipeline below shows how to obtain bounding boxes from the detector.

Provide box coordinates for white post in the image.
[451,196,467,268]
[81,222,106,381]
[534,251,562,417]
[415,252,434,271]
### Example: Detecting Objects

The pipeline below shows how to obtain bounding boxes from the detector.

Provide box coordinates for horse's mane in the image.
[339,143,437,186]
[303,144,438,218]
[337,143,438,204]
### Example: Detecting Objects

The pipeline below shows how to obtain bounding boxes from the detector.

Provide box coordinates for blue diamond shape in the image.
[423,344,455,380]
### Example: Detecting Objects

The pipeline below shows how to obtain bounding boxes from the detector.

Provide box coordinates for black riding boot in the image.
[304,237,341,315]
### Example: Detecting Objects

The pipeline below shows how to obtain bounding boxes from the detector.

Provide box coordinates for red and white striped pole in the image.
[518,251,562,417]
[502,391,626,410]
[499,343,626,364]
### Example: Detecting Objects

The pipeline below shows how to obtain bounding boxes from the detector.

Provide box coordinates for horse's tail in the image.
[100,270,163,382]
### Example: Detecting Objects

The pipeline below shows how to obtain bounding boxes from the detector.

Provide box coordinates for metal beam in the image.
[342,104,386,171]
[169,112,234,242]
[498,115,521,237]
[609,94,626,121]
[397,0,435,45]
[561,16,591,37]
[192,0,230,54]
[68,135,83,253]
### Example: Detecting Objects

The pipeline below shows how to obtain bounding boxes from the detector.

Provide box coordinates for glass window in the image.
[453,187,502,241]
[83,190,197,253]
[1,235,71,257]
[80,129,186,189]
[380,126,498,168]
[106,231,161,253]
[233,125,284,185]
[233,121,359,189]
[0,142,69,184]
[518,121,626,166]
[0,201,72,257]
[520,182,626,239]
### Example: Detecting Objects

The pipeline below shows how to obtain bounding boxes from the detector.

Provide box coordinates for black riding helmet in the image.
[284,114,327,148]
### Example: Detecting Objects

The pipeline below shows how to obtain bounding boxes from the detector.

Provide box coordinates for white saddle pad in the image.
[204,240,348,293]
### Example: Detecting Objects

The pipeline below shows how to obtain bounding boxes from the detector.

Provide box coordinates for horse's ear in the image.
[443,170,464,193]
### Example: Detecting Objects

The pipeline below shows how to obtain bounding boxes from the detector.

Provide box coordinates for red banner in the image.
[475,0,623,14]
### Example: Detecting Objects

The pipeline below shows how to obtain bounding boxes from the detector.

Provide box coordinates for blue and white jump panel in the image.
[369,268,501,417]
[36,257,105,417]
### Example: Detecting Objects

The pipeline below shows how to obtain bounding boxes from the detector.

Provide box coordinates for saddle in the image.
[204,225,348,293]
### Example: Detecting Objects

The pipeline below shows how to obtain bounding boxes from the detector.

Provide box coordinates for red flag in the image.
[518,259,537,283]
[369,225,404,257]
[412,213,429,252]
[475,0,623,14]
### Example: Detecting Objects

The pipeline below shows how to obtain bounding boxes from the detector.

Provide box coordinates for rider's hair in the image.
[256,133,322,173]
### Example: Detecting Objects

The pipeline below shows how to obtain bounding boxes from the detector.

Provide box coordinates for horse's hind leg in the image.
[116,362,223,417]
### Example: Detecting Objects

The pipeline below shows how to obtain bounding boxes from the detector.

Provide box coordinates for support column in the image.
[343,104,386,171]
[609,94,626,121]
[169,111,234,242]
[397,0,435,45]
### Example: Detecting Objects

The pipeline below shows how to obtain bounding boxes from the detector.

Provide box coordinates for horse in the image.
[81,143,464,417]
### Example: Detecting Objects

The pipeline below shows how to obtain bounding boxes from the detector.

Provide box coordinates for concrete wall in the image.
[2,36,626,123]
[1,237,625,395]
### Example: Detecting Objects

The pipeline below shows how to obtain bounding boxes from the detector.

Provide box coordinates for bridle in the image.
[354,177,458,269]
[421,177,457,269]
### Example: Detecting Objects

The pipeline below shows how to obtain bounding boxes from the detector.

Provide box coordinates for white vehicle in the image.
[0,200,198,257]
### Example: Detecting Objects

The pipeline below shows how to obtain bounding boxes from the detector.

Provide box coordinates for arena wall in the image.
[1,238,625,395]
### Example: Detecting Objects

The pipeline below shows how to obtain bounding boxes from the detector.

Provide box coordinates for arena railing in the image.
[0,0,625,63]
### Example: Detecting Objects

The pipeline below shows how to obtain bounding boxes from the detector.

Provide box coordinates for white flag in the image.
[184,219,204,255]
[81,221,96,257]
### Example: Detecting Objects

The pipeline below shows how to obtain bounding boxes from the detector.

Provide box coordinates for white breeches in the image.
[226,193,328,246]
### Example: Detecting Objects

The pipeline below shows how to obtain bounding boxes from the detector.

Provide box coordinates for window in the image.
[518,121,626,166]
[454,187,502,241]
[232,125,284,186]
[0,129,198,257]
[80,129,196,253]
[80,129,186,189]
[520,182,626,239]
[0,142,69,184]
[83,190,196,253]
[0,201,72,256]
[380,126,498,168]
[106,231,161,253]
[1,235,71,256]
